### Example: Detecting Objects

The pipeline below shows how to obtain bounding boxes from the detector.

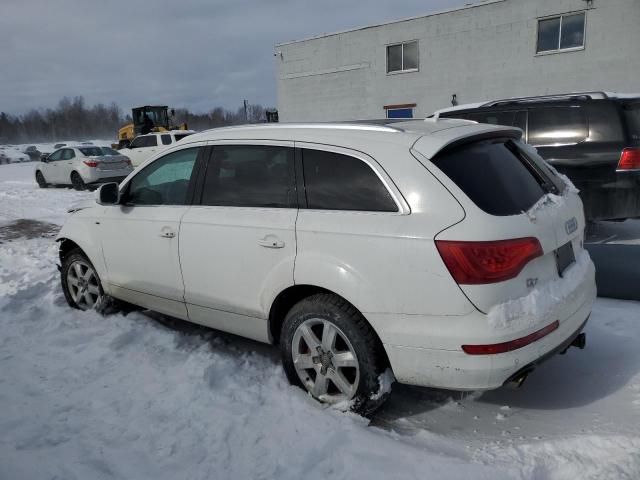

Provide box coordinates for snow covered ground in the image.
[1,162,639,479]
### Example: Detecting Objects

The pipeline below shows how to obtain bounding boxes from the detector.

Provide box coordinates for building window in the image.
[384,103,416,119]
[537,12,586,54]
[386,41,418,73]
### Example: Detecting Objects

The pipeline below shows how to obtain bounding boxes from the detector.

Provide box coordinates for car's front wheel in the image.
[61,249,110,312]
[280,293,391,415]
[35,171,48,188]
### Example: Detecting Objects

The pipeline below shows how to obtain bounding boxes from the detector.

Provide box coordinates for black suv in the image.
[437,92,640,221]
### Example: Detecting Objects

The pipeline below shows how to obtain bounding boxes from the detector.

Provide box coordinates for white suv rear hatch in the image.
[413,133,595,336]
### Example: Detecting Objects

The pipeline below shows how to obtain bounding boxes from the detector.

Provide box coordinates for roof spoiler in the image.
[481,91,609,107]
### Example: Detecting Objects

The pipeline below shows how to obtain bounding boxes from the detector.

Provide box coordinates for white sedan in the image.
[35,146,133,190]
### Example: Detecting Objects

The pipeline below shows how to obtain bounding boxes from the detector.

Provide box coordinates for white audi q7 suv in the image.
[56,120,596,414]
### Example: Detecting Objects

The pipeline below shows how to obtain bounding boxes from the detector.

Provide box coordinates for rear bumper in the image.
[384,294,594,390]
[376,257,596,391]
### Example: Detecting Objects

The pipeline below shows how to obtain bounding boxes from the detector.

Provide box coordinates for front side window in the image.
[386,41,418,73]
[537,12,585,53]
[528,107,588,146]
[201,145,296,208]
[302,149,397,212]
[126,148,199,205]
[47,150,63,161]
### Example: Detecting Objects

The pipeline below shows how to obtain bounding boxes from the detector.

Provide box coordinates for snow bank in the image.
[0,236,510,480]
[479,434,640,480]
[488,250,595,331]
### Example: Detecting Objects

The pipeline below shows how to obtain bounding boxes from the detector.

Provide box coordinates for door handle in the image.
[160,226,176,238]
[258,236,285,249]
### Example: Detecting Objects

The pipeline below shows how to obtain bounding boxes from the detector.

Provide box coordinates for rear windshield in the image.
[624,105,640,143]
[432,139,561,216]
[79,147,104,156]
[100,147,120,156]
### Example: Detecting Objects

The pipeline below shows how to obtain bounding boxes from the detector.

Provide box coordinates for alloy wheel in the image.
[292,318,360,403]
[66,260,102,310]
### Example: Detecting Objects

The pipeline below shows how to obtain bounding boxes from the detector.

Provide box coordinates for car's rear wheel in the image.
[280,293,391,415]
[71,171,86,191]
[35,171,48,188]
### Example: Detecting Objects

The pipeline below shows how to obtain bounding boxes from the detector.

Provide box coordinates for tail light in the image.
[617,148,640,171]
[83,160,99,167]
[436,237,543,285]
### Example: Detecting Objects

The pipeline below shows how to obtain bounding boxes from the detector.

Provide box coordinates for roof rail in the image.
[482,92,609,107]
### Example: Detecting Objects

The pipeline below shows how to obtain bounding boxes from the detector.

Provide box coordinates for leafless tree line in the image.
[0,96,269,144]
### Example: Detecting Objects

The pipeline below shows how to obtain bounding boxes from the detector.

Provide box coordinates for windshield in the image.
[625,104,640,143]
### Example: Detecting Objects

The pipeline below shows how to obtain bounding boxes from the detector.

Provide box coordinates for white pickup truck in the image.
[118,131,194,167]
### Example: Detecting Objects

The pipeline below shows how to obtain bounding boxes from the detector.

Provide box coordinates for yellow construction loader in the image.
[115,106,188,149]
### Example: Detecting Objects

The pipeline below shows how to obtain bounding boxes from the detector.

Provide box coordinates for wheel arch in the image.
[268,284,391,367]
[56,227,110,295]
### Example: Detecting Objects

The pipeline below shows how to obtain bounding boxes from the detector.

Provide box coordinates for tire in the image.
[280,293,391,415]
[35,171,48,188]
[71,171,86,191]
[60,248,117,314]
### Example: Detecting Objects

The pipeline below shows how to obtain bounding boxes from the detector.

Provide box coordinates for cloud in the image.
[0,0,460,115]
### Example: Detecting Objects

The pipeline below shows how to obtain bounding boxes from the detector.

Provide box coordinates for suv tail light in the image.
[617,148,640,171]
[436,238,543,285]
[83,160,99,167]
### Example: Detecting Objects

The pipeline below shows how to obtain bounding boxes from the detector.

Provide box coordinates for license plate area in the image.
[555,241,576,277]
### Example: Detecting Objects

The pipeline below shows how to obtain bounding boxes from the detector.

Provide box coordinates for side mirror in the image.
[97,182,120,205]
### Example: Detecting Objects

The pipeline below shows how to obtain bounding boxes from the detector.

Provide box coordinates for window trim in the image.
[386,40,419,75]
[535,11,586,55]
[294,141,409,215]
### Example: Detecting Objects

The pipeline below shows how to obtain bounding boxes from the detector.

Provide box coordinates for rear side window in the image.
[161,134,172,145]
[201,145,296,208]
[131,136,158,148]
[528,107,588,146]
[624,105,640,143]
[432,140,547,216]
[302,149,397,212]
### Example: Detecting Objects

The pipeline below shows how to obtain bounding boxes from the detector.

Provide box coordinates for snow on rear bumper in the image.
[378,253,596,390]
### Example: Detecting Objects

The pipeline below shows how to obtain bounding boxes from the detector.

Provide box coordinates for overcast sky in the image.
[1,0,462,116]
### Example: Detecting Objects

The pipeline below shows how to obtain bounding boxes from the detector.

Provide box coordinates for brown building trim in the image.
[383,103,417,110]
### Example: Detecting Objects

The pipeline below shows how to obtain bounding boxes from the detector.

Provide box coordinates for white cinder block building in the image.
[275,0,640,121]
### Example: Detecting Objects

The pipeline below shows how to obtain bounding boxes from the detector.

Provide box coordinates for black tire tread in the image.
[281,293,391,415]
[60,247,121,315]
